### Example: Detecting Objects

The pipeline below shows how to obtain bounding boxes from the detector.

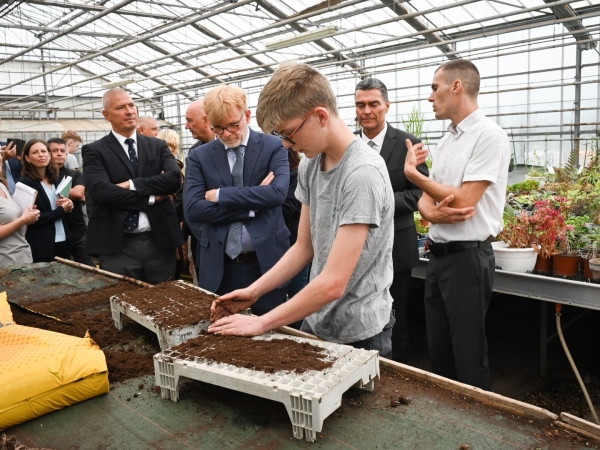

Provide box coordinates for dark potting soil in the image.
[0,433,51,450]
[169,333,334,374]
[9,282,160,382]
[115,282,218,329]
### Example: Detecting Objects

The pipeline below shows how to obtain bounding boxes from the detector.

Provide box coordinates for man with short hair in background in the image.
[404,59,510,390]
[138,116,159,138]
[83,88,184,284]
[183,99,216,282]
[185,99,215,150]
[48,137,95,266]
[61,130,82,170]
[354,78,428,364]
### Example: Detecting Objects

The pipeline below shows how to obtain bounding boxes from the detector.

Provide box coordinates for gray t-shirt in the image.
[295,138,394,343]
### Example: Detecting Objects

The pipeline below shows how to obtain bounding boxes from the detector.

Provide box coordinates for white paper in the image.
[12,182,37,235]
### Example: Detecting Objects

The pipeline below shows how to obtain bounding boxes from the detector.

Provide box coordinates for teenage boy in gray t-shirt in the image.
[209,63,395,356]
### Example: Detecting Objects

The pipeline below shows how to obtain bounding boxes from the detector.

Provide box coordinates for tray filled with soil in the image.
[154,332,379,442]
[111,280,227,350]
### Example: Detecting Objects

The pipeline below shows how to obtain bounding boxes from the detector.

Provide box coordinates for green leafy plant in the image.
[507,179,541,194]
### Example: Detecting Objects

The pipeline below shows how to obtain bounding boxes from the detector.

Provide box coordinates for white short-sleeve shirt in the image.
[429,109,510,243]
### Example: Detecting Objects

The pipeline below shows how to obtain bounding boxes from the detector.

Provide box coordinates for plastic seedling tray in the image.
[110,280,222,350]
[154,333,379,442]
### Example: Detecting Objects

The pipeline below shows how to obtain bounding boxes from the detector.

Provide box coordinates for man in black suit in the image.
[355,78,429,363]
[82,88,184,284]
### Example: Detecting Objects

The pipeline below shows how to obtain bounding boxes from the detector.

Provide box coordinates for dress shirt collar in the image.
[360,122,387,151]
[447,108,484,137]
[224,127,250,151]
[112,130,137,146]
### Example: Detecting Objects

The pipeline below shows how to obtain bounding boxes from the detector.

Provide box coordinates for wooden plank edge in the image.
[560,412,600,437]
[555,420,600,443]
[380,358,558,421]
[54,257,153,287]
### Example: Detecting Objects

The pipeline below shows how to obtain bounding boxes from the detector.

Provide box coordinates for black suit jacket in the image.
[357,124,429,272]
[19,176,70,262]
[82,132,184,255]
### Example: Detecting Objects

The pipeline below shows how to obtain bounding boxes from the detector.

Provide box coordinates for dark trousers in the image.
[99,232,176,285]
[390,269,411,364]
[70,233,95,266]
[216,256,286,316]
[424,243,494,390]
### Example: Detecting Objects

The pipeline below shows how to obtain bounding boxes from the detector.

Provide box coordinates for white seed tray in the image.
[154,333,379,442]
[110,280,220,350]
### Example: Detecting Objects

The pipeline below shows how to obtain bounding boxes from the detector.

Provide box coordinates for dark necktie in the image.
[124,138,139,232]
[225,146,244,259]
[367,140,376,149]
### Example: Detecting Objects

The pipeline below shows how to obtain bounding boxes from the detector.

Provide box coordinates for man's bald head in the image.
[138,115,159,137]
[185,99,215,143]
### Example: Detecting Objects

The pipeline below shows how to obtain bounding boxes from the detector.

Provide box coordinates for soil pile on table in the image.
[170,333,334,374]
[0,433,51,450]
[10,282,158,382]
[115,282,218,329]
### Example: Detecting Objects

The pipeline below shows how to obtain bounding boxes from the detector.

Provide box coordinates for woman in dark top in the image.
[282,148,310,299]
[20,139,74,262]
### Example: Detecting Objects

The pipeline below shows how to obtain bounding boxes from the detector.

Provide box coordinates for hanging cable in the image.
[555,303,600,425]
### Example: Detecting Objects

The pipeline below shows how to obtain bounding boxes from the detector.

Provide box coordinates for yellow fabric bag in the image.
[0,292,110,430]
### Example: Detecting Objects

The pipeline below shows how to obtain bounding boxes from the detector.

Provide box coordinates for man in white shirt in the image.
[404,59,510,390]
[82,88,184,284]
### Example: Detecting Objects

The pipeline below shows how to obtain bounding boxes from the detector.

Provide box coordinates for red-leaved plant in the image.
[498,198,573,259]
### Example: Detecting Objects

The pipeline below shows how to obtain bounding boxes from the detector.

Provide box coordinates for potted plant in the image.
[528,199,573,274]
[494,206,538,273]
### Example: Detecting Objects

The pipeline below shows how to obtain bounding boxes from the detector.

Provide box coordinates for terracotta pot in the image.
[589,258,600,281]
[552,254,581,277]
[533,254,552,274]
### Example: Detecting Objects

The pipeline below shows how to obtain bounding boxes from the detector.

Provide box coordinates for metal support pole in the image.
[540,302,548,377]
[574,44,582,165]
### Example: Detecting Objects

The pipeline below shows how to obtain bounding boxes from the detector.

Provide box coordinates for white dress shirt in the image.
[360,122,388,154]
[429,109,510,243]
[111,130,154,233]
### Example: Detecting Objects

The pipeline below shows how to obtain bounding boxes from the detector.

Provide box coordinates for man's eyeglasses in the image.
[272,108,316,145]
[211,113,245,135]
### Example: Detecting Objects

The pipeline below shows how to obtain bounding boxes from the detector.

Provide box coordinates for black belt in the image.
[429,239,491,256]
[230,252,257,263]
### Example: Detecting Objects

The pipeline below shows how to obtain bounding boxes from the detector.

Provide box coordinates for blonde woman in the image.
[158,129,180,157]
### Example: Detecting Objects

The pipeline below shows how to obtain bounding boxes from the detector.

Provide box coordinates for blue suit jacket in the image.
[184,128,290,292]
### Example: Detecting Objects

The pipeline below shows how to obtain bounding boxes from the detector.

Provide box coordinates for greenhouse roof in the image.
[0,0,599,116]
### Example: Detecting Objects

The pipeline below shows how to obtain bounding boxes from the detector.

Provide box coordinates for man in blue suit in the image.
[184,85,290,316]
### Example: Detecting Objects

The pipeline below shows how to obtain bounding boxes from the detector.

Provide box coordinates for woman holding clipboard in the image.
[19,139,73,262]
[0,150,39,268]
